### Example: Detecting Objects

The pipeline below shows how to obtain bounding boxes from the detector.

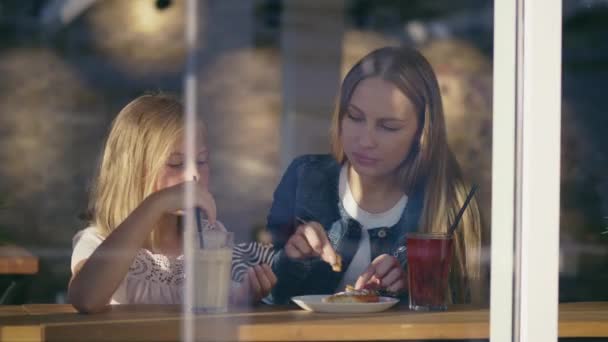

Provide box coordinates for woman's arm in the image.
[266,158,309,303]
[266,157,338,303]
[266,159,300,249]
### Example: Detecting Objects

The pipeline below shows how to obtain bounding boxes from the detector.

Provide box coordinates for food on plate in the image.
[322,285,380,303]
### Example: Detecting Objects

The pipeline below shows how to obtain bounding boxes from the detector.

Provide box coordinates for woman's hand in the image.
[149,180,217,224]
[355,254,406,293]
[284,221,339,267]
[231,264,277,305]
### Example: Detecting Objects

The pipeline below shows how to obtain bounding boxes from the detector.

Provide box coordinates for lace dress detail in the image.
[123,249,185,304]
[124,244,277,304]
[128,250,185,286]
[70,227,277,305]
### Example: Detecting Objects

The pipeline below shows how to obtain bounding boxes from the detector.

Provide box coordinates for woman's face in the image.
[155,138,210,192]
[341,77,420,180]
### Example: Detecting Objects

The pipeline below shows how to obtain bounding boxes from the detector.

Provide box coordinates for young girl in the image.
[267,46,484,304]
[68,94,276,313]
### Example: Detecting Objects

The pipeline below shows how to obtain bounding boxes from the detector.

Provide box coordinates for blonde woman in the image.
[68,94,276,313]
[267,46,484,305]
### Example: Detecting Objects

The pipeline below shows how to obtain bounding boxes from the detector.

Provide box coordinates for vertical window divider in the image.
[516,0,562,341]
[491,0,517,341]
[492,0,562,341]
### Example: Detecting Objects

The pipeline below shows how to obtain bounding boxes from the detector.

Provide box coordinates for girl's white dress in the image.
[70,226,276,305]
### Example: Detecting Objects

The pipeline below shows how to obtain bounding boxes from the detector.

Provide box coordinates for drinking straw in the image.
[193,176,204,248]
[195,207,204,248]
[448,184,479,236]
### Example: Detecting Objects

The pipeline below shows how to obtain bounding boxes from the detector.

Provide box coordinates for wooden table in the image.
[0,302,607,341]
[0,245,38,275]
[0,245,39,305]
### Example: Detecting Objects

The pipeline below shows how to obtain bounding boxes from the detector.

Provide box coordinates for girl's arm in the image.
[68,195,161,313]
[230,264,277,306]
[68,181,216,313]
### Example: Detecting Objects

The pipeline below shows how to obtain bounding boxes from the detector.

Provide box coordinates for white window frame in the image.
[491,0,562,341]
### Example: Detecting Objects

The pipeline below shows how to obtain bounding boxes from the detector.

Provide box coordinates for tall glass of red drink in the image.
[406,232,453,311]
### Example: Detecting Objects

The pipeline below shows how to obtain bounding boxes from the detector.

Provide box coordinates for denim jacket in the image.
[266,154,425,304]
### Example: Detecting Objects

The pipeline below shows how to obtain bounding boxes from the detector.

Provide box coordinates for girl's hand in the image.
[231,264,277,305]
[150,180,217,224]
[355,254,406,293]
[284,221,339,267]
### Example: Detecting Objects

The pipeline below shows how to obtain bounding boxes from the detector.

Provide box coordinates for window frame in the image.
[490,0,562,341]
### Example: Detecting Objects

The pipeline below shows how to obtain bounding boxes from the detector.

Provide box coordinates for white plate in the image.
[291,295,399,313]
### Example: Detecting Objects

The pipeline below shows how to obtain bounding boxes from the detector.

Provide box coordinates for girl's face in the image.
[341,77,420,180]
[155,139,210,192]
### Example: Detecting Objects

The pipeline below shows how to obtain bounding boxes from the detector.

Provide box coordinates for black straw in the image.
[195,208,204,248]
[193,176,204,248]
[448,184,479,236]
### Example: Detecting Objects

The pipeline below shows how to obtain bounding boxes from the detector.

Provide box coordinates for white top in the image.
[70,220,245,305]
[71,227,186,304]
[336,165,407,291]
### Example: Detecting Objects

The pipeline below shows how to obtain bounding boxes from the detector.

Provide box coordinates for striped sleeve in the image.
[231,242,277,282]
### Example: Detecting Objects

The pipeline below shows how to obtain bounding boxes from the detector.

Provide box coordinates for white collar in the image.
[338,164,407,229]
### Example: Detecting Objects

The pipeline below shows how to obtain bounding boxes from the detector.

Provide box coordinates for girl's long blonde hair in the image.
[331,46,484,304]
[89,94,185,249]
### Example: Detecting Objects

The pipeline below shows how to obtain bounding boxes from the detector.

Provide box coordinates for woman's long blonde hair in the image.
[331,46,484,304]
[88,94,186,249]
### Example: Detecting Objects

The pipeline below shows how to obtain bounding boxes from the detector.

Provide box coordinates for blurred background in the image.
[0,0,605,305]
